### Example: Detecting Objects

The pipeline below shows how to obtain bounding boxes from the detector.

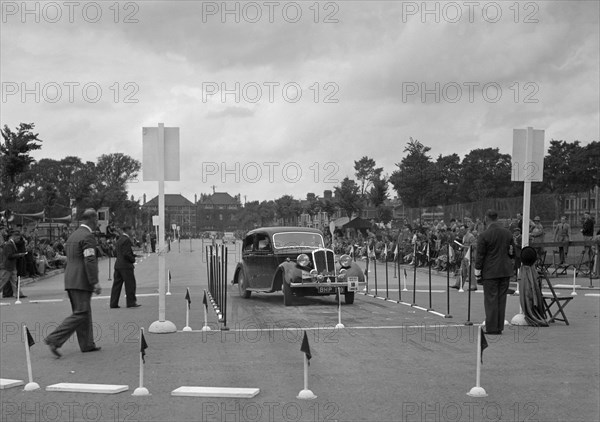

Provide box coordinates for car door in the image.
[252,232,276,289]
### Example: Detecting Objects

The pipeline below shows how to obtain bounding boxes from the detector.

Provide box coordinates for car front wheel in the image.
[238,271,251,298]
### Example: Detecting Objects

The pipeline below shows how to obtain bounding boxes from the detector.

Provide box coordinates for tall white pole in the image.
[158,123,166,321]
[149,123,176,333]
[512,128,533,325]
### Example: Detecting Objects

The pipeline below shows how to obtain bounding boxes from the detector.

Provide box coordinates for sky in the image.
[1,0,599,205]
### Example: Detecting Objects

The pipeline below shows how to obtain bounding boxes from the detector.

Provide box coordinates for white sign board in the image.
[142,127,180,181]
[511,128,544,182]
[152,215,159,226]
[347,276,359,292]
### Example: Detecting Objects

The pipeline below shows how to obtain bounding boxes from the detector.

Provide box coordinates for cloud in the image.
[1,0,598,204]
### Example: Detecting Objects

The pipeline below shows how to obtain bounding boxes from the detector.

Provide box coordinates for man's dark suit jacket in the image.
[114,234,136,270]
[0,239,19,271]
[475,222,515,279]
[64,225,99,291]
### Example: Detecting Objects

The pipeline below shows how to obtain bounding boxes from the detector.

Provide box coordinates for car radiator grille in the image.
[312,249,335,273]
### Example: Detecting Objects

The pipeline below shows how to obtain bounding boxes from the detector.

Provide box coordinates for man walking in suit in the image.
[110,225,141,308]
[44,209,102,358]
[474,209,515,335]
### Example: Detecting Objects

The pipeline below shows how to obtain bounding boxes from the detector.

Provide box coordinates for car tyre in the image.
[238,271,251,298]
[344,291,355,305]
[283,282,293,306]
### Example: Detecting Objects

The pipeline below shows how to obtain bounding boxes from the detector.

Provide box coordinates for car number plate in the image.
[318,286,333,293]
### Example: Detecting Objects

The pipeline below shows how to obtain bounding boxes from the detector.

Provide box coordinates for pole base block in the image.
[132,387,151,396]
[510,313,528,326]
[444,314,453,319]
[464,321,473,326]
[24,382,40,391]
[15,300,22,305]
[182,326,192,332]
[0,379,24,389]
[571,291,578,296]
[466,386,488,397]
[335,323,345,329]
[148,320,177,333]
[166,292,172,296]
[201,325,212,331]
[297,389,317,400]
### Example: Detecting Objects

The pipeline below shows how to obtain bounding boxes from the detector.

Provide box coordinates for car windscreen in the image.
[272,232,324,249]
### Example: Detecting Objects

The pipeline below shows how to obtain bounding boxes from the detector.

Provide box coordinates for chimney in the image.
[194,193,197,204]
[143,193,146,204]
[323,190,332,200]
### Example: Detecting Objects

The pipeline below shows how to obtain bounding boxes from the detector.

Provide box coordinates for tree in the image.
[0,123,43,206]
[274,195,302,225]
[354,156,383,198]
[88,153,141,218]
[389,138,434,208]
[456,148,514,202]
[427,153,461,205]
[334,177,362,219]
[368,175,389,221]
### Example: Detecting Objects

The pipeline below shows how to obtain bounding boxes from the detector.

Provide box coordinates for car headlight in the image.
[309,269,318,277]
[339,254,352,268]
[297,254,310,267]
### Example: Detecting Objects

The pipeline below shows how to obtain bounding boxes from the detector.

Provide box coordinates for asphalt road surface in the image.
[1,239,599,422]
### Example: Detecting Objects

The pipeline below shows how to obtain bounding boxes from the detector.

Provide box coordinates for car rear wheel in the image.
[238,271,251,298]
[344,291,355,304]
[283,282,293,306]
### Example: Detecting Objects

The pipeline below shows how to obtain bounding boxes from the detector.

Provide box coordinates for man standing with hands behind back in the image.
[474,209,515,335]
[110,225,141,308]
[44,209,102,358]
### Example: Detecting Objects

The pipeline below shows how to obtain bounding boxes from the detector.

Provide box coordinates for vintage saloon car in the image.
[232,227,365,306]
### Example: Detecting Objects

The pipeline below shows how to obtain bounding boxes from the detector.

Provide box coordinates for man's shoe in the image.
[127,304,141,308]
[44,340,62,358]
[110,306,120,308]
[82,347,102,353]
[450,286,459,290]
[483,331,501,335]
[468,287,478,291]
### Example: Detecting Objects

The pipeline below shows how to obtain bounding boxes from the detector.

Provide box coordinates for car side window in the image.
[256,234,271,251]
[243,235,255,252]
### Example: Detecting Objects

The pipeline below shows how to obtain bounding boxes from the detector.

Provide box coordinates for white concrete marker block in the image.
[46,383,129,394]
[171,386,259,398]
[0,378,24,389]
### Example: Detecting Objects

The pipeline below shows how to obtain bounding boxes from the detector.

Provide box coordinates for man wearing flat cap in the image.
[44,209,102,358]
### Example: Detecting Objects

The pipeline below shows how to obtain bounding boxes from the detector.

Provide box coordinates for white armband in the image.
[83,248,96,257]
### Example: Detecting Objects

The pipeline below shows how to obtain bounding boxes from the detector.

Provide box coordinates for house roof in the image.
[198,192,239,206]
[143,194,194,207]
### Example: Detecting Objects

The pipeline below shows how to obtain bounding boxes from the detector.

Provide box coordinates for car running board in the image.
[248,288,278,293]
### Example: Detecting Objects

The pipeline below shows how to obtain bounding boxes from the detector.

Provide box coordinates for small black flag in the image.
[300,331,312,365]
[203,290,208,308]
[26,326,35,348]
[141,331,148,363]
[185,288,191,309]
[480,328,488,364]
